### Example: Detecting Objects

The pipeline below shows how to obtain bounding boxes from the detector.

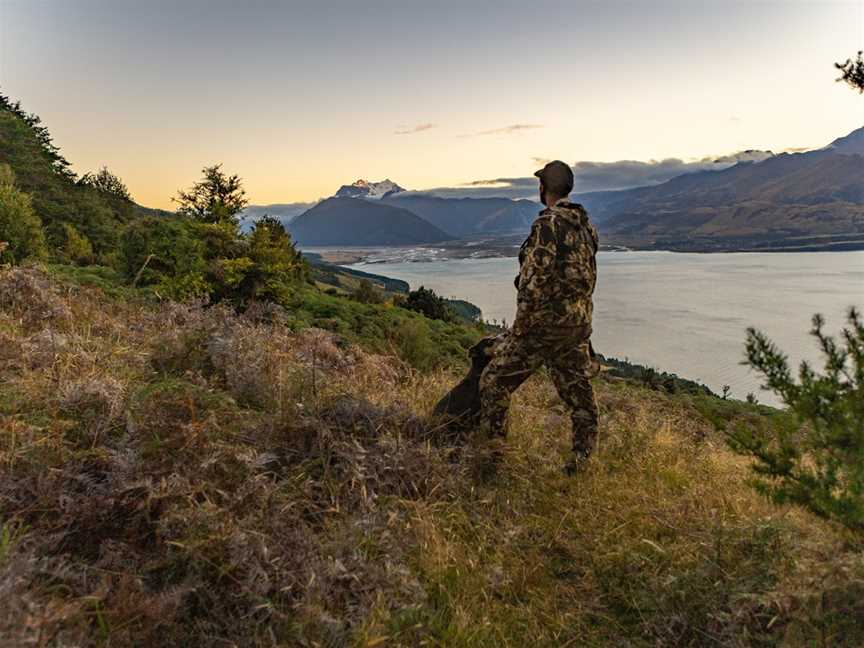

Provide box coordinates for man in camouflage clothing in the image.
[477,160,600,473]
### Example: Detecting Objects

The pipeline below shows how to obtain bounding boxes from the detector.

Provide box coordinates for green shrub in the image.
[446,298,481,323]
[0,164,47,264]
[728,308,864,532]
[58,223,95,265]
[120,217,209,299]
[351,278,385,304]
[192,219,245,261]
[402,285,456,322]
[239,216,308,303]
[389,317,437,370]
[119,209,309,308]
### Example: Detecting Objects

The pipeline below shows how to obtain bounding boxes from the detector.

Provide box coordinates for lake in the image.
[350,250,864,405]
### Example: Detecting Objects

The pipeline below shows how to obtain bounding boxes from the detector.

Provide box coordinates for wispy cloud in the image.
[394,123,437,135]
[700,150,773,164]
[458,123,544,138]
[530,156,551,166]
[460,179,515,187]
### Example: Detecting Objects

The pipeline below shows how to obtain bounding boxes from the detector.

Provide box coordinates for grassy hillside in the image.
[2,265,862,647]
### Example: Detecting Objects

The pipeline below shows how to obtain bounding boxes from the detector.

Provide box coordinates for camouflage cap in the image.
[534,160,574,195]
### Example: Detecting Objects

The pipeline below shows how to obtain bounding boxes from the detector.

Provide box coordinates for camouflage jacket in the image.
[512,200,598,339]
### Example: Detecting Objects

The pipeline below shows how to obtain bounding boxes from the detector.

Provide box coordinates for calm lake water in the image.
[351,251,864,405]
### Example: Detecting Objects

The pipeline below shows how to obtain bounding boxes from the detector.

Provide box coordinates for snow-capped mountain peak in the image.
[334,178,406,200]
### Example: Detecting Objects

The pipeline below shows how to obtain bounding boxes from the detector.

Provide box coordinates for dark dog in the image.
[433,335,502,424]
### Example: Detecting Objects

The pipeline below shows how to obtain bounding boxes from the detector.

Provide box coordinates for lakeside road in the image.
[343,250,864,407]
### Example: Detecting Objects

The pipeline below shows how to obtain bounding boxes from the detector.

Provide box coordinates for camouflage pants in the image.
[478,333,599,458]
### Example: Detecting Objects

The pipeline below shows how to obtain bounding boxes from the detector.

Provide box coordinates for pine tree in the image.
[0,91,75,180]
[174,164,248,224]
[836,51,864,93]
[727,309,864,532]
[78,166,132,201]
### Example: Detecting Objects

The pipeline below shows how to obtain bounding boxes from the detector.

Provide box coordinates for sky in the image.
[1,0,862,209]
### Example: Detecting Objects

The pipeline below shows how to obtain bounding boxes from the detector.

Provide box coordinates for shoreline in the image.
[307,239,864,266]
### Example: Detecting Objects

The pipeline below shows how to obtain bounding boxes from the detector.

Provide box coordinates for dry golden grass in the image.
[1,266,862,647]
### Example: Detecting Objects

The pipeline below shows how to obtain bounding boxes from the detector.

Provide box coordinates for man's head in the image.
[534,160,574,206]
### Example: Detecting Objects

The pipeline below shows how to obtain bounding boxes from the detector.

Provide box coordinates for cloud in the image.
[460,178,518,187]
[569,159,714,192]
[418,150,778,200]
[417,177,536,200]
[530,156,551,166]
[704,150,773,164]
[458,123,544,138]
[394,123,437,135]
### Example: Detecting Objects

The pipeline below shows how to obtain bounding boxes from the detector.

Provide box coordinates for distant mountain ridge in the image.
[827,126,864,155]
[284,178,540,246]
[238,202,313,233]
[577,126,864,251]
[288,197,451,246]
[384,193,540,237]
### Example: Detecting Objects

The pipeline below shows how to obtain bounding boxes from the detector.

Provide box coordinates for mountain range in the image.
[383,193,538,238]
[247,125,864,251]
[579,127,864,251]
[283,184,542,246]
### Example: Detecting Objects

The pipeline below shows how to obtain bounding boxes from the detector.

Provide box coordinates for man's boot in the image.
[563,449,590,476]
[564,422,597,475]
[473,435,506,480]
